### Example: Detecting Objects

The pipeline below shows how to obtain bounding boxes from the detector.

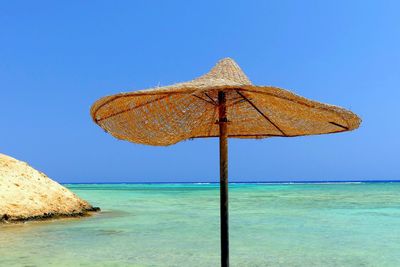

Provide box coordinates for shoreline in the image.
[0,207,100,224]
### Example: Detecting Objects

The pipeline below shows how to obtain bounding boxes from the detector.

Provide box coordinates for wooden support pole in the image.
[218,91,229,267]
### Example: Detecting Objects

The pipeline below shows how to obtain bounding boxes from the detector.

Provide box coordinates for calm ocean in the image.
[1,182,400,266]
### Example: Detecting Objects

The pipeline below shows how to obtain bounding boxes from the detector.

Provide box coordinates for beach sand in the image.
[0,153,99,223]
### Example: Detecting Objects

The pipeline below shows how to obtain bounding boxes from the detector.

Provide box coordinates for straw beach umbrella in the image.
[90,58,361,266]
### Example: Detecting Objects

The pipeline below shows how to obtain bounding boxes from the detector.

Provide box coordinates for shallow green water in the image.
[1,183,400,267]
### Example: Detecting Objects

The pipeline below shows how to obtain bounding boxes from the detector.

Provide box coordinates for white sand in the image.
[0,153,98,222]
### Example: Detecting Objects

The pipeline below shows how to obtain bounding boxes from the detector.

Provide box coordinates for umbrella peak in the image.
[194,58,252,86]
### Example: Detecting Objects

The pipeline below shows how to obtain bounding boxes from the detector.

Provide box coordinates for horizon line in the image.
[62,179,400,185]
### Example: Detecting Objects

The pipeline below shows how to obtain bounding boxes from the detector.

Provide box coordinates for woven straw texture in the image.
[91,58,361,146]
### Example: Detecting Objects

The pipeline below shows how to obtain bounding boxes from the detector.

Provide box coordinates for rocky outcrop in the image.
[0,153,99,223]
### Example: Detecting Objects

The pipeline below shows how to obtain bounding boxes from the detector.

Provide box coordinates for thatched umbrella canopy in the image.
[91,58,361,267]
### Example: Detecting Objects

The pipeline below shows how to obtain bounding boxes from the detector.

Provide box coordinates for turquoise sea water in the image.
[1,182,400,267]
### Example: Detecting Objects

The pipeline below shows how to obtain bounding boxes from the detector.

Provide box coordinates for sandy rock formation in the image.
[0,153,99,223]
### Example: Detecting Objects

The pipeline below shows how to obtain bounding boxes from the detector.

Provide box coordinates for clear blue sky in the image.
[1,1,399,183]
